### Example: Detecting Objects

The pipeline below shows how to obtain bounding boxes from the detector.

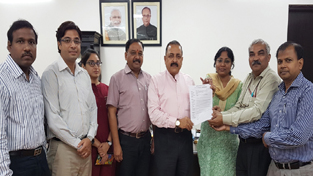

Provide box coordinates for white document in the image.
[189,84,213,125]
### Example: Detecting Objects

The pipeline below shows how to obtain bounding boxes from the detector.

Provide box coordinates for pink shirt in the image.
[107,65,151,133]
[148,70,195,128]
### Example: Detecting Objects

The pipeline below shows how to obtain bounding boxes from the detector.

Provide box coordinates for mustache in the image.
[22,52,33,58]
[252,60,261,66]
[133,59,141,63]
[171,63,178,67]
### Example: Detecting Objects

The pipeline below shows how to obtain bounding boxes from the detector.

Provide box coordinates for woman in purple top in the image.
[80,48,115,176]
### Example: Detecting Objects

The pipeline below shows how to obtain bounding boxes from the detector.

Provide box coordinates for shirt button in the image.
[279,110,282,113]
[143,120,145,122]
[276,124,278,127]
[139,88,141,90]
[142,109,144,111]
[141,99,143,101]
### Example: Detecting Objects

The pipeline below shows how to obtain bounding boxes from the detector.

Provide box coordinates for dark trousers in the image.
[236,140,271,176]
[154,127,193,176]
[9,149,50,176]
[117,131,151,176]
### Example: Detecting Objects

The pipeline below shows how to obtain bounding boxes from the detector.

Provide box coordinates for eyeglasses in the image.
[61,38,81,45]
[128,51,143,57]
[87,61,102,67]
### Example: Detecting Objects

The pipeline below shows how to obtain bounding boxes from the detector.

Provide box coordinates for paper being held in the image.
[189,84,213,125]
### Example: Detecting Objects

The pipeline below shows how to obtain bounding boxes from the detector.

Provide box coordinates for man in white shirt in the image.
[41,21,98,176]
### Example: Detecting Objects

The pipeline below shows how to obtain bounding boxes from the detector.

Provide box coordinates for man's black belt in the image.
[156,127,188,133]
[9,146,43,157]
[275,161,312,169]
[53,135,87,141]
[239,137,262,143]
[119,129,149,138]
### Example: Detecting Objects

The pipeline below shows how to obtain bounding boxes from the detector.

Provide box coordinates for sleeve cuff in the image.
[74,138,82,149]
[263,132,271,146]
[229,126,238,134]
[222,113,234,126]
[106,102,117,107]
[169,117,177,128]
[87,126,97,139]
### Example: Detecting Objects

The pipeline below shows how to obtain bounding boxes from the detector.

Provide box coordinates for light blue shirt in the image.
[0,55,46,176]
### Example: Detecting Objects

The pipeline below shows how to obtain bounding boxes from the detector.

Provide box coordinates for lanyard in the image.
[247,78,262,97]
[239,77,262,108]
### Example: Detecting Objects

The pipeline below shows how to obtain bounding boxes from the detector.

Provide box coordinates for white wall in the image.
[1,0,313,85]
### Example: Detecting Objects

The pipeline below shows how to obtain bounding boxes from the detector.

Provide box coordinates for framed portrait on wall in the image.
[99,0,130,46]
[132,0,162,46]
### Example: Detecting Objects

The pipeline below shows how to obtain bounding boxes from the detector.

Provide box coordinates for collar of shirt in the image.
[165,69,180,81]
[124,64,142,75]
[249,65,271,79]
[6,54,38,80]
[57,56,83,75]
[279,72,303,93]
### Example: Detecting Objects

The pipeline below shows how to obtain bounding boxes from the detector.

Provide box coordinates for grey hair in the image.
[110,9,121,17]
[249,39,270,55]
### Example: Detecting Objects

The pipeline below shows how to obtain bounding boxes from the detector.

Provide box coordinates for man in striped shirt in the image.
[264,42,313,174]
[0,20,50,176]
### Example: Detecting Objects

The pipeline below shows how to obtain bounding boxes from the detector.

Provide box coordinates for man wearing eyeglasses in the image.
[41,21,98,176]
[107,39,152,176]
[137,6,157,40]
[209,39,281,176]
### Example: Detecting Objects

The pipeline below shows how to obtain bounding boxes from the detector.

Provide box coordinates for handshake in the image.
[208,106,230,131]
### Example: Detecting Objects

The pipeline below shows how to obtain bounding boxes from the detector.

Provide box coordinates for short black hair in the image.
[142,7,151,14]
[125,39,144,52]
[276,41,304,60]
[165,40,183,55]
[214,47,235,75]
[80,48,100,66]
[7,19,38,44]
[56,21,82,53]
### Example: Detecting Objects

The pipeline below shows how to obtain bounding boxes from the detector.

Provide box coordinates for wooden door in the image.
[288,5,313,83]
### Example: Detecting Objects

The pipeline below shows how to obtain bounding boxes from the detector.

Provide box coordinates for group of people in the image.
[198,40,313,176]
[0,18,312,176]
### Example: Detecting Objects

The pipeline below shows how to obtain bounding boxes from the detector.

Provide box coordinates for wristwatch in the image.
[107,140,112,146]
[175,120,180,127]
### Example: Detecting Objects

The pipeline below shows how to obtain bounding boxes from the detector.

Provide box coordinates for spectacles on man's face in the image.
[86,61,102,67]
[61,38,81,45]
